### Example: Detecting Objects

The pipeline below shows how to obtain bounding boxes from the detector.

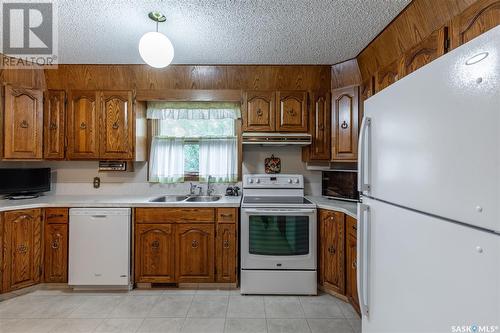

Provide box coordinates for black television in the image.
[0,168,51,198]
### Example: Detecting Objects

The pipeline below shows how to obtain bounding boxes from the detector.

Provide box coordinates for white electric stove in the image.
[240,174,317,295]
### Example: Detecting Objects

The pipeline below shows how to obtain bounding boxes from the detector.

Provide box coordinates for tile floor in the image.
[0,288,361,333]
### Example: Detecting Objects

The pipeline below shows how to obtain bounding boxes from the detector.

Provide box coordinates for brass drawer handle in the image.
[20,120,29,128]
[112,122,119,129]
[223,240,230,249]
[191,240,199,248]
[80,122,87,129]
[48,214,65,219]
[49,122,58,130]
[151,240,160,249]
[220,214,233,218]
[328,246,336,255]
[341,120,348,129]
[18,214,30,220]
[17,244,28,253]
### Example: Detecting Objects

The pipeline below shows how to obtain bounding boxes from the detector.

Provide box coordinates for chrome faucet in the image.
[207,176,215,196]
[189,183,198,195]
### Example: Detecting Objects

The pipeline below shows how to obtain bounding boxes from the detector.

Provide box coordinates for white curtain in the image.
[149,137,185,183]
[199,137,238,183]
[147,101,241,120]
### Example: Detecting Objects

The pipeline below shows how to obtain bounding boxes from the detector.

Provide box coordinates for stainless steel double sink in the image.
[149,195,221,203]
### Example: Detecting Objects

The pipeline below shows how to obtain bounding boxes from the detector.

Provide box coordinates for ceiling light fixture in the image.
[465,52,489,65]
[139,11,174,68]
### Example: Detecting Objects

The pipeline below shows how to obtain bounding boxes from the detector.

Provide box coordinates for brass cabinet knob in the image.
[328,246,336,254]
[341,120,348,129]
[191,240,199,248]
[256,108,263,117]
[20,120,29,128]
[112,122,119,129]
[151,240,160,249]
[223,240,230,249]
[353,260,357,269]
[80,122,87,129]
[17,244,28,253]
[49,122,58,130]
[51,240,60,249]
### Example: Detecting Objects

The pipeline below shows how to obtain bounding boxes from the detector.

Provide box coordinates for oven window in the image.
[249,215,309,256]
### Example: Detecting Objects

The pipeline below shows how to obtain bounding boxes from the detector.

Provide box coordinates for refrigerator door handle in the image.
[357,203,370,317]
[357,117,372,193]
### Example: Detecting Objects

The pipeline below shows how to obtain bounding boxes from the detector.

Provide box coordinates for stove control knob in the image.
[294,178,300,184]
[288,178,292,183]
[256,178,260,184]
[248,178,254,184]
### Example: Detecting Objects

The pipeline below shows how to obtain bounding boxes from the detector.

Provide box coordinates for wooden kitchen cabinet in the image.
[44,223,68,283]
[67,90,99,159]
[135,224,175,283]
[346,215,360,314]
[276,91,308,132]
[99,91,134,160]
[332,86,359,161]
[216,208,238,283]
[243,91,276,132]
[318,209,345,296]
[304,91,331,161]
[175,224,215,282]
[450,0,500,49]
[2,209,42,292]
[3,85,43,159]
[44,90,66,159]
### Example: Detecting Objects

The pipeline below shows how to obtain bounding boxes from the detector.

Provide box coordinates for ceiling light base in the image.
[148,11,166,23]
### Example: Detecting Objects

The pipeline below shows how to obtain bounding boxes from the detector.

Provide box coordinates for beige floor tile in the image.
[227,296,265,318]
[0,318,59,333]
[337,301,360,319]
[307,319,354,333]
[264,296,304,319]
[187,295,228,318]
[95,318,144,333]
[50,318,103,333]
[267,318,310,333]
[149,295,193,318]
[69,296,125,318]
[181,318,225,333]
[138,317,185,333]
[348,318,362,333]
[225,318,267,333]
[299,295,344,318]
[109,296,158,318]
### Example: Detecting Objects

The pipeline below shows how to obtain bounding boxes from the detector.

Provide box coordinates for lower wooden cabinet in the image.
[44,208,69,283]
[175,224,214,282]
[345,215,360,313]
[135,224,175,283]
[2,209,42,292]
[318,209,345,295]
[216,223,237,283]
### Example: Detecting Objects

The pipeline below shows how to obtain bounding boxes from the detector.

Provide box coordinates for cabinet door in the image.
[399,26,447,78]
[3,85,43,159]
[307,92,331,160]
[243,91,275,132]
[2,209,42,292]
[175,224,214,282]
[346,215,360,314]
[44,223,68,283]
[276,91,308,132]
[319,210,345,295]
[374,59,399,93]
[100,91,134,159]
[44,90,66,159]
[67,90,99,159]
[450,0,500,49]
[216,223,237,283]
[135,224,175,283]
[332,86,359,161]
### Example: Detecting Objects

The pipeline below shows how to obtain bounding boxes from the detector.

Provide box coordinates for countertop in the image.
[306,196,358,218]
[0,195,242,212]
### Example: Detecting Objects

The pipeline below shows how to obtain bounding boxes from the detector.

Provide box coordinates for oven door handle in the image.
[243,208,316,214]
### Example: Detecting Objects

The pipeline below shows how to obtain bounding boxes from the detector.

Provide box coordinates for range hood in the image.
[242,132,312,146]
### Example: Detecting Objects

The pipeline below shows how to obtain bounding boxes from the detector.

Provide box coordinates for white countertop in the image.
[0,195,242,212]
[306,196,358,218]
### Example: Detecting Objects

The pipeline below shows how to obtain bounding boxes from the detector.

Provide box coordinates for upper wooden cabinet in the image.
[44,90,66,159]
[67,90,99,159]
[332,86,359,161]
[3,85,43,159]
[243,91,275,132]
[100,91,134,159]
[242,90,308,132]
[399,26,448,78]
[306,91,331,161]
[276,91,308,132]
[450,0,500,49]
[2,209,42,292]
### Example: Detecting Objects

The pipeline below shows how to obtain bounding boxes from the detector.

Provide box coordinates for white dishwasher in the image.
[69,208,131,289]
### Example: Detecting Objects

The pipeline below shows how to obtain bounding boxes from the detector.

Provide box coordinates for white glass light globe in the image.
[138,31,174,68]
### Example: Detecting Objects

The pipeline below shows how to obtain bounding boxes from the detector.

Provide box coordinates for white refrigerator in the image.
[357,26,500,333]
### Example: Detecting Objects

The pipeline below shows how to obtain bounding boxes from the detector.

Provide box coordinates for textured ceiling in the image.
[56,0,411,65]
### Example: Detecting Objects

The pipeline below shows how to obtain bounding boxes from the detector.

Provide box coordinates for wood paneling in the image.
[135,224,175,283]
[3,85,43,159]
[450,0,500,48]
[44,90,66,159]
[216,223,237,283]
[374,59,399,93]
[44,223,68,283]
[175,224,214,282]
[346,215,360,314]
[99,91,134,159]
[331,59,362,89]
[67,90,99,159]
[304,91,331,161]
[0,56,46,89]
[2,209,42,292]
[276,91,308,132]
[135,208,215,224]
[45,65,331,96]
[332,86,359,161]
[242,91,275,132]
[357,0,477,80]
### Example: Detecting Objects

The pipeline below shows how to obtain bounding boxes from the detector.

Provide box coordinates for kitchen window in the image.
[147,102,240,183]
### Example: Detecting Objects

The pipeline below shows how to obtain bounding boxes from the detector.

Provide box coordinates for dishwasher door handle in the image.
[91,215,108,218]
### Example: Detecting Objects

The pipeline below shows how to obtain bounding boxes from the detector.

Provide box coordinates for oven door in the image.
[241,208,317,270]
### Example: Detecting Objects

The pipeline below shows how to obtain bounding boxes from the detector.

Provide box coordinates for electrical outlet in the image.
[93,177,101,189]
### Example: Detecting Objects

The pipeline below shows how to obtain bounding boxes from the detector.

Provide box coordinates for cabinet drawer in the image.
[135,208,215,224]
[45,208,69,224]
[216,208,238,223]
